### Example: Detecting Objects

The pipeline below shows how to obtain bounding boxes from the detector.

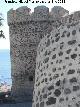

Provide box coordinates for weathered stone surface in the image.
[46,97,56,105]
[54,89,61,97]
[7,5,80,107]
[33,9,80,107]
[64,88,71,94]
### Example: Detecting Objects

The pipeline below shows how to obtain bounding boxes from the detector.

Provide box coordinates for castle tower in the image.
[32,11,80,107]
[7,6,68,102]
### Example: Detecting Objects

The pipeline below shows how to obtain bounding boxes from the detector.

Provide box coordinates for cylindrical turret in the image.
[33,11,80,107]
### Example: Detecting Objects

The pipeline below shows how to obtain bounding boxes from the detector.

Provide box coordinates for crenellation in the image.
[7,6,69,25]
[50,6,69,20]
[33,6,49,21]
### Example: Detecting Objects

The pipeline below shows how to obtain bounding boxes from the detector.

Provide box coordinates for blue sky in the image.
[0,0,80,49]
[0,49,11,85]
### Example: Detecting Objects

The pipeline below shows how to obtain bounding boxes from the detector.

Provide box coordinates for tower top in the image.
[7,6,70,25]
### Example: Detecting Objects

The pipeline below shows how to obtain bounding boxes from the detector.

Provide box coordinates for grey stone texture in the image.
[33,10,80,107]
[7,6,76,103]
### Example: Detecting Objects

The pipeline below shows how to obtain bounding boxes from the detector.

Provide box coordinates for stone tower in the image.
[7,6,68,102]
[32,10,80,107]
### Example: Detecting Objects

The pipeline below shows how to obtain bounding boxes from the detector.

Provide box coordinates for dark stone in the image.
[67,25,70,28]
[66,49,71,54]
[54,89,61,97]
[46,64,49,68]
[67,32,70,37]
[70,77,77,83]
[51,62,53,64]
[66,97,68,101]
[60,42,64,44]
[78,44,80,47]
[36,103,39,107]
[71,54,77,59]
[64,88,71,94]
[49,77,52,81]
[76,103,80,107]
[56,80,60,86]
[45,78,47,82]
[40,102,44,107]
[42,88,45,93]
[60,45,64,49]
[41,79,44,83]
[65,57,69,59]
[44,50,47,56]
[46,39,50,47]
[38,91,40,96]
[58,67,61,70]
[73,85,79,91]
[44,57,49,63]
[63,66,66,69]
[61,73,64,76]
[77,69,80,74]
[46,97,56,105]
[55,36,60,42]
[67,69,75,74]
[61,34,65,37]
[48,92,52,95]
[56,60,58,63]
[59,60,62,63]
[68,104,72,107]
[69,63,72,66]
[76,101,80,107]
[58,51,63,56]
[53,74,59,79]
[55,33,60,37]
[39,95,42,102]
[41,48,43,52]
[48,51,51,55]
[53,48,56,51]
[68,40,76,45]
[69,17,72,23]
[63,78,66,84]
[52,39,54,43]
[48,85,54,90]
[36,96,38,102]
[43,94,47,98]
[52,68,56,72]
[72,30,76,35]
[52,54,56,59]
[47,34,51,38]
[38,82,40,86]
[59,98,64,103]
[75,47,77,51]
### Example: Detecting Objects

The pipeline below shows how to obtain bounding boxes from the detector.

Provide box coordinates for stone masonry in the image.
[7,6,69,102]
[33,10,80,107]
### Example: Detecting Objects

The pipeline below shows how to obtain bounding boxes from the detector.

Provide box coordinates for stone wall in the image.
[32,11,80,107]
[7,6,68,102]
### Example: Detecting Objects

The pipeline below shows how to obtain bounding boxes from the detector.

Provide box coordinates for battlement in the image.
[7,6,69,25]
[62,11,80,25]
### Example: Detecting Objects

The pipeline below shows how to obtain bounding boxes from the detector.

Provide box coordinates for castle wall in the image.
[7,6,69,102]
[33,12,80,107]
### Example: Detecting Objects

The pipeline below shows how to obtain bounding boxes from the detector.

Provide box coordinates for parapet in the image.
[7,6,69,25]
[7,6,31,25]
[7,6,80,25]
[50,6,69,20]
[33,6,49,21]
[61,11,80,25]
